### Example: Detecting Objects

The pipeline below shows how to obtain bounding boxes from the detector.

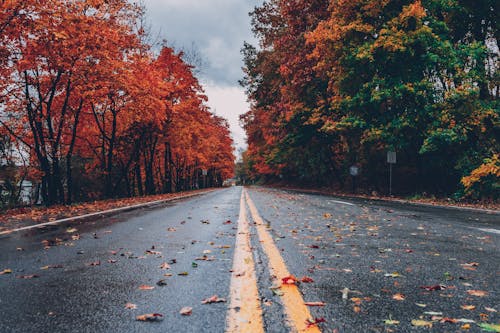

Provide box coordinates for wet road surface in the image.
[0,186,498,332]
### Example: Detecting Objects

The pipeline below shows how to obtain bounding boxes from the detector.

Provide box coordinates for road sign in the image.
[349,166,359,177]
[387,151,396,164]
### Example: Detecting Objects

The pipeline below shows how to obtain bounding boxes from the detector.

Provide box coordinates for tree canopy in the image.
[241,0,498,199]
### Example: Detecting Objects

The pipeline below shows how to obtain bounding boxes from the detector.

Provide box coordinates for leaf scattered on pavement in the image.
[477,323,500,332]
[281,275,298,285]
[201,295,226,304]
[0,269,12,275]
[180,307,192,315]
[467,290,488,297]
[125,303,137,309]
[304,301,326,307]
[136,313,163,321]
[138,285,154,290]
[17,274,39,279]
[411,319,433,328]
[306,317,326,328]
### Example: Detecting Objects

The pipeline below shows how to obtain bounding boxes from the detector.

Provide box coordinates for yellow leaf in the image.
[411,319,433,328]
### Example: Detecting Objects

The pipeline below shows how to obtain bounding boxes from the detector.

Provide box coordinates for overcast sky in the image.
[143,0,262,153]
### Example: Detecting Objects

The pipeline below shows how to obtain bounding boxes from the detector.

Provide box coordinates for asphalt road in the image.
[0,186,498,333]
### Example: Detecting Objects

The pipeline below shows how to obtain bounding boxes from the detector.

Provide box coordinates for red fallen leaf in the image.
[17,274,39,279]
[308,245,320,249]
[282,275,298,285]
[180,307,192,315]
[306,317,326,328]
[223,220,232,225]
[420,284,446,291]
[107,259,117,264]
[136,313,163,321]
[440,317,458,323]
[201,295,226,304]
[301,276,314,283]
[304,301,326,307]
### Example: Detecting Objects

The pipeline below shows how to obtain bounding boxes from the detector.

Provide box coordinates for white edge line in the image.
[0,190,214,236]
[473,227,500,235]
[330,200,355,206]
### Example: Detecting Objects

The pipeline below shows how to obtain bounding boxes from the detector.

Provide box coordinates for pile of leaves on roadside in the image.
[0,189,214,232]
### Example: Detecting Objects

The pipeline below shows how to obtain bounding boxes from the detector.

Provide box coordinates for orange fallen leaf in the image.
[0,269,12,275]
[392,293,405,301]
[461,305,476,311]
[138,285,154,290]
[201,295,226,304]
[467,290,488,297]
[304,301,326,307]
[136,313,163,321]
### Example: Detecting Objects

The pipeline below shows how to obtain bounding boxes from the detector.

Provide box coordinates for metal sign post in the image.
[387,151,396,196]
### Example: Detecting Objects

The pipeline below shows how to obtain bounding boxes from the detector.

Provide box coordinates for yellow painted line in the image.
[245,189,322,333]
[226,190,265,333]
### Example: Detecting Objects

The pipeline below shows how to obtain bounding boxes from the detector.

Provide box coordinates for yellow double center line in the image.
[226,188,321,333]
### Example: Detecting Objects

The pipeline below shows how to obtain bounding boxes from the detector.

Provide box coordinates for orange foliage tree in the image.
[0,1,234,206]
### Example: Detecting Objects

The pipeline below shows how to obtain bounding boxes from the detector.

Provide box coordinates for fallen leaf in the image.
[136,313,163,321]
[461,323,471,330]
[301,276,314,283]
[0,269,12,275]
[138,285,154,290]
[440,317,458,323]
[411,319,433,328]
[461,305,476,311]
[304,302,326,307]
[306,317,326,328]
[156,280,168,286]
[421,284,447,291]
[180,307,192,315]
[86,261,101,266]
[201,295,226,304]
[477,323,500,332]
[384,272,402,278]
[282,275,298,285]
[107,259,117,264]
[125,303,137,309]
[40,265,63,270]
[467,290,488,297]
[160,262,171,270]
[392,293,405,301]
[17,274,39,279]
[485,308,497,313]
[415,303,427,308]
[178,272,189,276]
[66,228,78,233]
[384,319,400,325]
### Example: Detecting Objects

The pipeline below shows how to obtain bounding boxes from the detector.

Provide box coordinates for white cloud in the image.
[204,82,248,152]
